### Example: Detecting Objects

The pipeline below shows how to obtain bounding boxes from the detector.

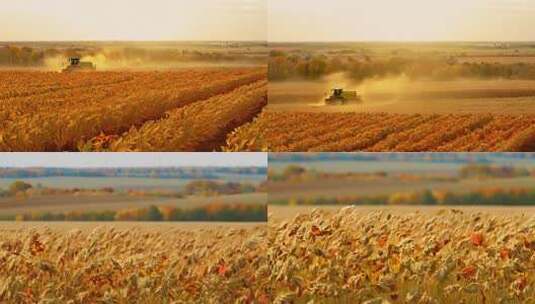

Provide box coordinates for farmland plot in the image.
[228,111,535,152]
[0,68,266,151]
[105,80,267,151]
[0,223,269,303]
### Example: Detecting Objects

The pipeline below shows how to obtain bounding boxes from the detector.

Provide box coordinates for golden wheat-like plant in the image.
[0,68,266,152]
[268,207,535,303]
[102,80,267,152]
[226,112,535,152]
[0,225,269,303]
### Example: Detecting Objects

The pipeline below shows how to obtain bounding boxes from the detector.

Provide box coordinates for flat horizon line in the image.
[0,166,266,169]
[3,40,532,43]
[268,40,535,44]
[0,40,267,43]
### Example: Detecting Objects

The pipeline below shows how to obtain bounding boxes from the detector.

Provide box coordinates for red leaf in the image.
[514,277,527,291]
[461,265,477,279]
[377,234,388,247]
[310,225,321,237]
[258,293,270,304]
[499,248,510,260]
[218,263,229,277]
[470,232,484,246]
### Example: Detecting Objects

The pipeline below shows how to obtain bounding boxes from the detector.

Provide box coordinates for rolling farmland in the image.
[0,192,266,216]
[265,42,535,152]
[0,68,266,152]
[228,112,535,152]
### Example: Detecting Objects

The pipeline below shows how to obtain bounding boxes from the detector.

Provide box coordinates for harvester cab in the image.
[332,88,344,98]
[325,88,362,105]
[69,57,80,66]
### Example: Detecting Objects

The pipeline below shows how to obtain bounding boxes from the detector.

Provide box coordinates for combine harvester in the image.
[62,57,96,72]
[325,88,362,105]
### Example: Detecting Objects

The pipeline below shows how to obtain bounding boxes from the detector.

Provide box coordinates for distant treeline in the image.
[0,167,266,179]
[460,164,532,179]
[0,180,260,198]
[269,164,535,182]
[269,50,535,81]
[271,187,535,206]
[0,203,267,222]
[0,45,264,67]
[268,153,535,164]
[183,180,257,195]
[0,46,47,66]
[269,165,388,182]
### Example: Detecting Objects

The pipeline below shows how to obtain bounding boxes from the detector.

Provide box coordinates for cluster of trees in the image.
[269,163,534,183]
[271,187,535,206]
[0,181,118,198]
[3,203,266,222]
[269,51,333,80]
[0,179,259,199]
[183,180,257,196]
[268,165,308,181]
[459,164,532,179]
[0,181,33,197]
[268,50,535,81]
[103,48,260,63]
[116,203,266,222]
[269,165,387,182]
[9,210,116,222]
[269,153,535,164]
[0,46,48,66]
[0,167,265,179]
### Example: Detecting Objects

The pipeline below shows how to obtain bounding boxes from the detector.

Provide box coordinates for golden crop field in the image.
[0,68,266,152]
[269,207,535,304]
[101,80,267,151]
[0,224,269,303]
[227,111,535,152]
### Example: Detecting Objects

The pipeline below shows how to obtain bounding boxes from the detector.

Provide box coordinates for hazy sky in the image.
[0,153,267,168]
[269,0,535,42]
[1,0,266,41]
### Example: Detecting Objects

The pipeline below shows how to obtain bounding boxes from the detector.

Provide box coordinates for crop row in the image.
[0,71,136,100]
[0,68,265,151]
[88,80,268,151]
[227,111,535,152]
